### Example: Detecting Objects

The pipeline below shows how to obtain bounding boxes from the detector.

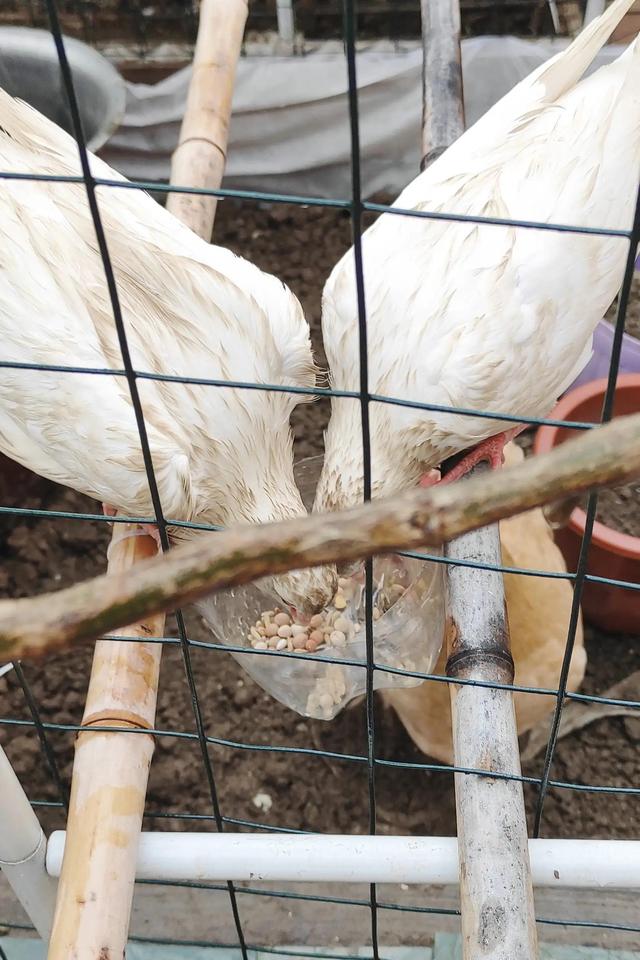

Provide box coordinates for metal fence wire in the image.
[0,0,639,957]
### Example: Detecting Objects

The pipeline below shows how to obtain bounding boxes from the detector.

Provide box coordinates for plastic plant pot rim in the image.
[534,374,640,560]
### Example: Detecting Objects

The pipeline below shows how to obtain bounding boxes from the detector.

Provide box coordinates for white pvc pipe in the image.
[0,744,57,939]
[45,833,640,889]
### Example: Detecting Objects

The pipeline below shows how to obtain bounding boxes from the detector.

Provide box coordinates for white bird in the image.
[315,0,640,514]
[0,87,336,611]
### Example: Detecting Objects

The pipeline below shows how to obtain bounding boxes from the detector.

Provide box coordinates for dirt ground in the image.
[0,198,638,850]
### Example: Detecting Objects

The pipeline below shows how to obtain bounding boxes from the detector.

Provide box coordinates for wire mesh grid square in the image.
[0,0,638,957]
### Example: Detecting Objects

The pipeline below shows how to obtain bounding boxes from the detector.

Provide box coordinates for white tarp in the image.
[101,36,626,199]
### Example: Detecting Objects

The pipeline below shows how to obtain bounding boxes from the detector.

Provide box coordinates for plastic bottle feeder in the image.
[200,457,446,720]
[534,374,640,635]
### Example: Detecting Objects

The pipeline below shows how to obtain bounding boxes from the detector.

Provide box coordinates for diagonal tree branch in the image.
[1,411,639,662]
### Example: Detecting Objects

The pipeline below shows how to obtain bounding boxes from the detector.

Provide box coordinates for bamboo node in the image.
[173,136,227,161]
[80,710,156,732]
[446,647,515,684]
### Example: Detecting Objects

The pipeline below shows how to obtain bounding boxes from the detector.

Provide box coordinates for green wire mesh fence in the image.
[0,0,638,956]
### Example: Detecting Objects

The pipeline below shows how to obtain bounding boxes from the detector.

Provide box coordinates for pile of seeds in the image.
[306,664,348,718]
[246,569,409,655]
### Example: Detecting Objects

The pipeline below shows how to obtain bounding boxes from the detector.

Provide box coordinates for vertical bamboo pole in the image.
[420,2,538,958]
[166,0,248,239]
[446,505,538,960]
[47,3,247,957]
[47,534,163,960]
[420,0,465,169]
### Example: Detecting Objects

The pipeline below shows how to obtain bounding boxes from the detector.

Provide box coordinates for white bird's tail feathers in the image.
[528,0,639,101]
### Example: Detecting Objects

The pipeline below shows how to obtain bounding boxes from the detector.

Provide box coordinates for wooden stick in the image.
[47,3,245,957]
[166,0,248,239]
[420,1,537,956]
[2,411,640,664]
[446,497,538,960]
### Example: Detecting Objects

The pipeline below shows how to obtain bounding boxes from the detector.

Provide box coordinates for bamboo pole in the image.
[420,0,465,168]
[0,409,639,665]
[166,0,248,239]
[47,3,246,957]
[446,505,538,960]
[420,1,537,957]
[47,533,163,960]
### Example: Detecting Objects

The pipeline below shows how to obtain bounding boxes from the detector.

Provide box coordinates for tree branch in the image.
[2,412,639,661]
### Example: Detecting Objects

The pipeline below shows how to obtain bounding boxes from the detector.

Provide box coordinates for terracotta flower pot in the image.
[533,374,640,634]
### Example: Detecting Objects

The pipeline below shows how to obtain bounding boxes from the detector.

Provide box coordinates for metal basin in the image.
[0,26,125,151]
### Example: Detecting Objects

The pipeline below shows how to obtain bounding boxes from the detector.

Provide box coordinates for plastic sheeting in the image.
[101,35,626,199]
